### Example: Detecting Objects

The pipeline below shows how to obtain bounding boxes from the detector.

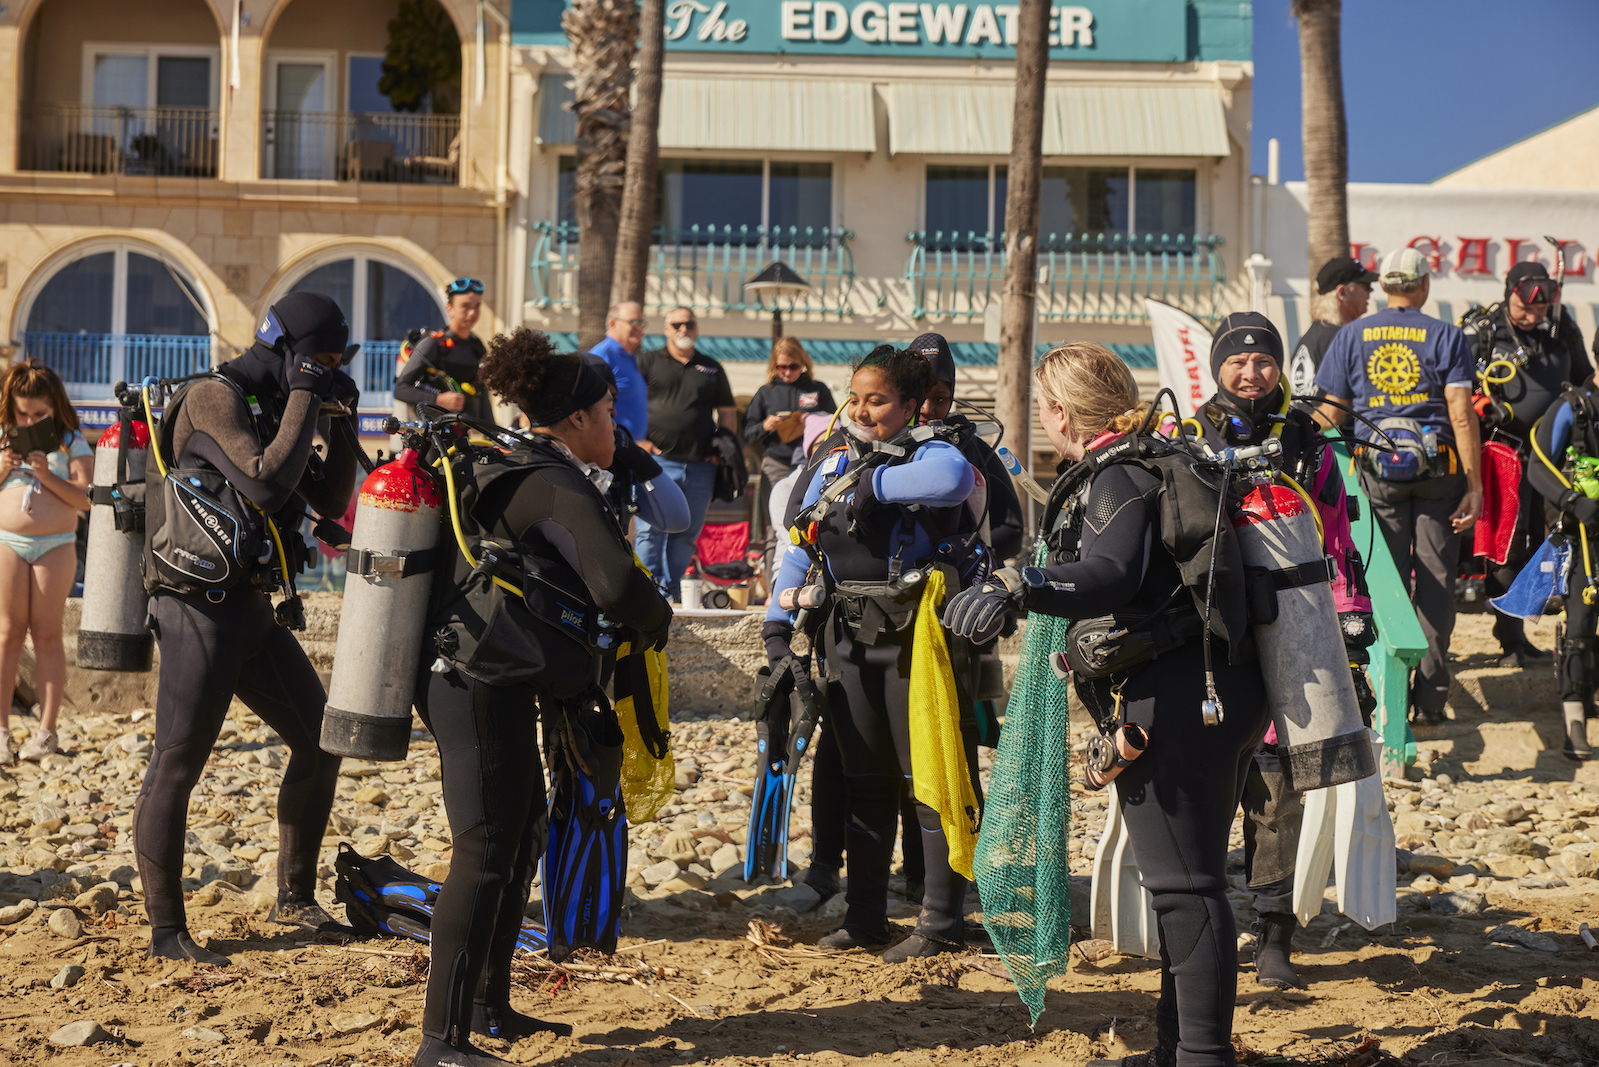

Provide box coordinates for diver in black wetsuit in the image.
[133,292,360,966]
[766,345,982,962]
[803,331,1019,909]
[945,342,1269,1067]
[412,329,671,1067]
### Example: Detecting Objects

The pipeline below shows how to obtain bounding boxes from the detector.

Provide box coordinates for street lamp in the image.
[744,261,812,342]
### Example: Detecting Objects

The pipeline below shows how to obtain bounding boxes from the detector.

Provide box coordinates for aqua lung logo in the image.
[183,491,236,549]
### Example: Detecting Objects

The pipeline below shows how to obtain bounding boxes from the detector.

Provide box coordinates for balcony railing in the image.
[530,222,856,317]
[23,333,211,399]
[359,340,403,408]
[262,110,460,184]
[905,231,1226,324]
[20,104,218,177]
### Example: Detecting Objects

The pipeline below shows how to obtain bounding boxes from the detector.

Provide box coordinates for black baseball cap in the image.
[1316,257,1380,295]
[908,332,956,385]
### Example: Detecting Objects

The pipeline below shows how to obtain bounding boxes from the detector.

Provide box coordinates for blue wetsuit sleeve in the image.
[634,471,690,532]
[765,466,827,623]
[1529,398,1576,507]
[871,440,973,507]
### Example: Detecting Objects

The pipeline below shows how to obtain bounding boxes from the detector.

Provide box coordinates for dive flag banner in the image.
[1145,298,1216,418]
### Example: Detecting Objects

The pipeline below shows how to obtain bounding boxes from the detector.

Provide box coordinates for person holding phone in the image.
[0,360,92,764]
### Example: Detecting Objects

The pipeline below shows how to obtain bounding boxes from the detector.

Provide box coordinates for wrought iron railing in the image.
[360,340,403,406]
[530,222,856,317]
[904,231,1226,324]
[261,111,460,184]
[20,104,218,177]
[23,333,211,397]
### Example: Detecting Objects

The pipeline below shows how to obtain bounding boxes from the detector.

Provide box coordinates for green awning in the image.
[538,74,876,152]
[887,82,1231,157]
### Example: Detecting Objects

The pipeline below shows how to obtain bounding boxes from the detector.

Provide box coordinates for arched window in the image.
[277,252,444,405]
[22,244,211,400]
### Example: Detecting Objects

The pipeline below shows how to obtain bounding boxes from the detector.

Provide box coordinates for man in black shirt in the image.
[634,306,736,603]
[393,277,492,426]
[1287,257,1378,398]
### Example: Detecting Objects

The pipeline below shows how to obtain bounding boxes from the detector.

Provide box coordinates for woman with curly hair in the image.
[412,328,671,1067]
[0,360,92,764]
[764,344,980,961]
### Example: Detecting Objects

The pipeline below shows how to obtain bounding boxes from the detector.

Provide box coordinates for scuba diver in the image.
[802,331,1019,911]
[1525,370,1599,761]
[412,328,671,1067]
[394,277,493,426]
[765,344,981,961]
[1462,259,1589,667]
[1191,314,1375,989]
[945,342,1270,1067]
[133,292,361,965]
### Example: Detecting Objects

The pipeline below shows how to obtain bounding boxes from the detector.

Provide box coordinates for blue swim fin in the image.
[544,699,628,963]
[744,656,824,884]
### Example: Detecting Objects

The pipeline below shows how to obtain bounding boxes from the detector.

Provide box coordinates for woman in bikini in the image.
[0,360,92,764]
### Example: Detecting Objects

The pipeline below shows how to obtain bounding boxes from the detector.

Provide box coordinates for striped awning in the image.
[538,74,877,153]
[887,82,1231,158]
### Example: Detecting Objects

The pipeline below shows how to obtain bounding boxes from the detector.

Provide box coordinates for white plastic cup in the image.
[680,576,703,610]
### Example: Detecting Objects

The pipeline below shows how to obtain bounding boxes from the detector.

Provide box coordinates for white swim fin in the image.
[1292,782,1336,927]
[1332,735,1396,930]
[1089,782,1160,959]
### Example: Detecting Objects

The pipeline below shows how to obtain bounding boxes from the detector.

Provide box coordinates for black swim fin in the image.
[543,697,628,963]
[744,656,824,884]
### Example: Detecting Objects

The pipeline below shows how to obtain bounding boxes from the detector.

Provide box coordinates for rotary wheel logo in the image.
[1367,343,1420,396]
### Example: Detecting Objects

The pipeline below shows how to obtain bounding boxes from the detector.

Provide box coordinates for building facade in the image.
[1,0,1256,435]
[0,0,516,429]
[512,0,1256,407]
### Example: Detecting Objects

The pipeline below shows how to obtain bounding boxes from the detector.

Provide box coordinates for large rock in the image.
[49,1020,110,1047]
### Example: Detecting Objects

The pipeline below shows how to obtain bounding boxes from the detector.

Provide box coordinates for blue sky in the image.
[1251,0,1599,185]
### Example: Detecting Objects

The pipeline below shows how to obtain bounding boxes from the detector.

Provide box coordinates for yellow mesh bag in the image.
[907,567,981,879]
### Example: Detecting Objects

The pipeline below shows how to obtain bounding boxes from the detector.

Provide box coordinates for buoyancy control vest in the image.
[1462,302,1586,440]
[142,375,284,600]
[1039,432,1255,672]
[425,434,610,696]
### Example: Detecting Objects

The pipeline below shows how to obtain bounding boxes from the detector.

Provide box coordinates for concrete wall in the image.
[1259,180,1599,346]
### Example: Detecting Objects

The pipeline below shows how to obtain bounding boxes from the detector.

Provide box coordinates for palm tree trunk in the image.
[565,0,638,348]
[998,0,1049,485]
[1295,0,1349,279]
[613,0,664,309]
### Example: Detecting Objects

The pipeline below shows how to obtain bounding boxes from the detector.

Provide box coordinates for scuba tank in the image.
[1232,479,1375,792]
[321,447,442,761]
[78,405,153,671]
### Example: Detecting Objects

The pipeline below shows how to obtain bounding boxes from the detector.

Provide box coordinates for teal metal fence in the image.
[903,231,1226,325]
[529,222,855,317]
[1328,437,1424,776]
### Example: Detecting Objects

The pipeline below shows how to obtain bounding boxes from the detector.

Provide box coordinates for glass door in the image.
[268,58,334,179]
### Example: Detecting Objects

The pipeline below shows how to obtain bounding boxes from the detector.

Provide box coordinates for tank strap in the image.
[1261,556,1336,591]
[346,545,440,578]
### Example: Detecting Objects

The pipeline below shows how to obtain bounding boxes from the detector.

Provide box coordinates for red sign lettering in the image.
[1349,243,1377,270]
[1406,236,1443,274]
[1457,238,1493,276]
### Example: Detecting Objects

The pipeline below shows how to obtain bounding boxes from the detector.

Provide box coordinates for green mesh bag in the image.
[976,541,1071,1026]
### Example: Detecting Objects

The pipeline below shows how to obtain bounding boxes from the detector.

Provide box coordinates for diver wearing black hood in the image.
[132,292,361,966]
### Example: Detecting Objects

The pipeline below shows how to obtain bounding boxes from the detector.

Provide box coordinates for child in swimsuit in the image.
[0,360,92,765]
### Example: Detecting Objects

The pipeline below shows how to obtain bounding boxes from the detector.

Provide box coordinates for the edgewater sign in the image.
[511,0,1214,62]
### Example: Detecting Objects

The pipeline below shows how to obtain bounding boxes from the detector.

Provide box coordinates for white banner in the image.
[1145,298,1216,418]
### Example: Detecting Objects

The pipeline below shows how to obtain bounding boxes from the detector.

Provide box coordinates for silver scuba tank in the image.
[1233,478,1375,792]
[78,419,153,671]
[320,446,441,761]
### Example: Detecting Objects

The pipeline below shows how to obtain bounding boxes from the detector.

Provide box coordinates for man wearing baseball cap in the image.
[1286,257,1379,398]
[1314,247,1482,725]
[1461,260,1592,667]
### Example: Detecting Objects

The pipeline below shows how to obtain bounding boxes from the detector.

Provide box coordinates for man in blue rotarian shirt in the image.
[1314,247,1483,725]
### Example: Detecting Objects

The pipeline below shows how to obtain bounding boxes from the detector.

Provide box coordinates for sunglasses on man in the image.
[667,320,697,332]
[446,277,485,296]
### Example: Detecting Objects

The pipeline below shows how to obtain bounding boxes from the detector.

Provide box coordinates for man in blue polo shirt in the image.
[590,301,647,440]
[1314,247,1482,725]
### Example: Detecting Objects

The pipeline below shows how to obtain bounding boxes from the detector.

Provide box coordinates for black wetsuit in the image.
[1464,304,1589,652]
[395,332,494,425]
[415,439,669,1046]
[1026,452,1268,1067]
[134,349,358,948]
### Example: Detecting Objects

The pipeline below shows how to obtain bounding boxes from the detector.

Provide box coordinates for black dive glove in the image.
[943,568,1021,644]
[328,369,360,411]
[287,353,336,398]
[761,619,795,671]
[613,427,663,482]
[1573,495,1599,527]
